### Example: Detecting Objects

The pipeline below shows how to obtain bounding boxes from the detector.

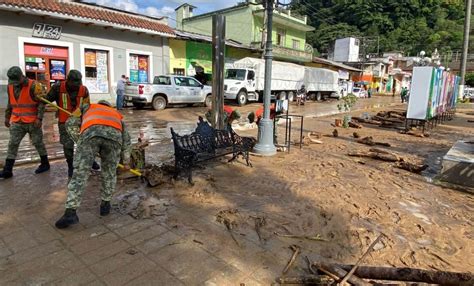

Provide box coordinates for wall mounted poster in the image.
[95,51,108,93]
[50,60,66,80]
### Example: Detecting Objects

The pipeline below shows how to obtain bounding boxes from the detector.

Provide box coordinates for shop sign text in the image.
[32,23,62,40]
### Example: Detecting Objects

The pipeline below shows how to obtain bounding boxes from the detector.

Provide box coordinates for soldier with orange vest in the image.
[45,70,92,178]
[0,66,49,179]
[55,100,131,229]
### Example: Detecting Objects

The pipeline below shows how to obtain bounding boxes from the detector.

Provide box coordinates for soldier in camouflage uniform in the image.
[55,100,131,229]
[0,66,49,179]
[45,70,99,178]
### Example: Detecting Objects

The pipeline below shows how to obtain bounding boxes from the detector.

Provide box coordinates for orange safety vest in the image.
[8,80,38,123]
[80,104,123,134]
[58,82,86,123]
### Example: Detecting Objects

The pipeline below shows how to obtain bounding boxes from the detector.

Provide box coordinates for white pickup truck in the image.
[124,75,213,110]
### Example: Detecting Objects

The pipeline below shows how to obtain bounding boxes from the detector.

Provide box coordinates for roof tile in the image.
[0,0,174,35]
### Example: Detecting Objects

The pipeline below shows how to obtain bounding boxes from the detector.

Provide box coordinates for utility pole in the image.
[460,0,472,97]
[253,0,276,156]
[211,14,226,129]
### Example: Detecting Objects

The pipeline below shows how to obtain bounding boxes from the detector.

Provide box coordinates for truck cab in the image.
[224,68,258,106]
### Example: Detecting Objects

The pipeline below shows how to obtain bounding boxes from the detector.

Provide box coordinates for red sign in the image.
[24,44,68,58]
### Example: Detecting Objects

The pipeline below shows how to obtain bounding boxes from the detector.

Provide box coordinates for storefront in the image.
[0,0,173,107]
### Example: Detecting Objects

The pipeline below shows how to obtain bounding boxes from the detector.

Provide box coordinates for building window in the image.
[173,68,185,75]
[24,44,69,90]
[276,28,286,46]
[84,48,109,93]
[292,39,300,50]
[129,54,149,83]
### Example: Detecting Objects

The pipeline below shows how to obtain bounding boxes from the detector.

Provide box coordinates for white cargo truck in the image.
[224,57,340,105]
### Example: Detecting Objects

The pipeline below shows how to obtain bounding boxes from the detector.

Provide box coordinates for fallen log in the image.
[276,275,334,285]
[337,264,474,286]
[348,121,363,129]
[352,117,382,125]
[388,110,407,117]
[372,115,404,124]
[348,151,400,162]
[314,262,371,286]
[356,136,391,147]
[396,161,428,174]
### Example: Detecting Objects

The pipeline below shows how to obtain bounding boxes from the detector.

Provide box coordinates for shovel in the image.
[37,97,160,186]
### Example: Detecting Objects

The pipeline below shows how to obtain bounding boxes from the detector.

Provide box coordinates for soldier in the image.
[0,66,50,179]
[45,70,99,178]
[55,100,131,229]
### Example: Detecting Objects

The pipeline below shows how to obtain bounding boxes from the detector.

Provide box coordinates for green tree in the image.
[465,73,474,87]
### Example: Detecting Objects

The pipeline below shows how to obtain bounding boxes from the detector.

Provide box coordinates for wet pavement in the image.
[0,96,399,165]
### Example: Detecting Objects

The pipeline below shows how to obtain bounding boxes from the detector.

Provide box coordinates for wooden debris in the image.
[372,115,404,124]
[335,119,342,127]
[253,216,266,243]
[314,262,371,286]
[396,161,428,174]
[216,209,240,247]
[348,150,399,162]
[353,132,361,138]
[405,130,428,137]
[348,121,363,129]
[340,234,384,285]
[336,264,474,285]
[275,232,328,241]
[282,245,301,275]
[352,117,382,125]
[307,132,323,144]
[356,136,391,147]
[332,129,339,137]
[276,275,334,285]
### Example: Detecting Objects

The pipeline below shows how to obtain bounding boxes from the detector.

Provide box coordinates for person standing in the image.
[400,87,408,103]
[55,100,131,228]
[0,66,50,179]
[45,70,91,178]
[116,75,126,110]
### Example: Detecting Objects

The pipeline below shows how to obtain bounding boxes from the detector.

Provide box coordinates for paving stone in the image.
[124,267,185,286]
[61,225,109,246]
[104,214,137,230]
[90,248,144,276]
[17,254,83,284]
[123,224,168,245]
[3,228,39,253]
[76,211,103,228]
[102,256,156,286]
[212,244,269,277]
[5,239,64,266]
[249,255,289,285]
[15,213,48,226]
[0,269,21,284]
[113,219,157,238]
[203,265,247,286]
[146,239,196,265]
[79,238,130,266]
[16,249,77,273]
[26,223,63,244]
[51,267,97,286]
[135,230,180,254]
[70,232,120,255]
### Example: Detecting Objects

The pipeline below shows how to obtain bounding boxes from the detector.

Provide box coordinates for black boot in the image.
[100,200,111,216]
[35,155,50,174]
[66,159,74,179]
[0,159,15,179]
[55,208,79,229]
[91,161,100,171]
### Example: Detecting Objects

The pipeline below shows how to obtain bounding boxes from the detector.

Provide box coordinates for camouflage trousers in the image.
[7,122,47,159]
[66,136,121,209]
[58,123,75,160]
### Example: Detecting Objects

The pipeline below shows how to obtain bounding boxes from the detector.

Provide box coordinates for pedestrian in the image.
[45,70,97,178]
[55,100,131,228]
[296,84,307,106]
[0,66,50,179]
[116,74,126,110]
[392,81,396,97]
[401,87,408,103]
[367,88,372,98]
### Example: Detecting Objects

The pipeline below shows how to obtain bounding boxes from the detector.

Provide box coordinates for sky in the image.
[85,0,241,24]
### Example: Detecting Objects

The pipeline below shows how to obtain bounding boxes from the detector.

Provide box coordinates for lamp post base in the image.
[253,118,277,156]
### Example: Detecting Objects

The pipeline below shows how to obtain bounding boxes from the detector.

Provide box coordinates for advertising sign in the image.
[50,60,66,80]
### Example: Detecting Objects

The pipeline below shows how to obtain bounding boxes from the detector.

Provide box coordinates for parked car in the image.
[124,75,213,110]
[352,87,367,98]
[464,87,474,102]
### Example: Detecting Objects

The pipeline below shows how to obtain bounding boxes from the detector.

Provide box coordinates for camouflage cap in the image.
[7,66,24,85]
[98,100,112,107]
[66,69,82,86]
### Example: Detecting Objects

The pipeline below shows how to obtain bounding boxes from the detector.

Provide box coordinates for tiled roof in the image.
[0,0,174,36]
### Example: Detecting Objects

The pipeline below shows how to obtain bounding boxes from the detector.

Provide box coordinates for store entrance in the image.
[24,44,69,91]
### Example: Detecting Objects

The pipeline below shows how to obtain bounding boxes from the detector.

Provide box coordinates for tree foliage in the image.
[292,0,466,56]
[466,73,474,86]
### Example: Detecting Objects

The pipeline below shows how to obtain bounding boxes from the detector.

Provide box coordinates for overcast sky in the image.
[85,0,241,24]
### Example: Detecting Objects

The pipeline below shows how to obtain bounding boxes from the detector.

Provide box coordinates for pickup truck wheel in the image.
[237,90,248,106]
[133,102,145,109]
[205,94,213,108]
[152,96,167,110]
[287,91,295,102]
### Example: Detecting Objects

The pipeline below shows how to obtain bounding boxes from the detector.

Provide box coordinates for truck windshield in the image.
[225,69,246,81]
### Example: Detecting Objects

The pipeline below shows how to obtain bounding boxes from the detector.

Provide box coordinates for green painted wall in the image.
[186,41,213,73]
[272,24,306,51]
[182,6,254,45]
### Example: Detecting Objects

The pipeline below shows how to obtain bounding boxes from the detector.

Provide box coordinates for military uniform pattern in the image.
[66,136,121,209]
[58,123,75,160]
[7,122,47,159]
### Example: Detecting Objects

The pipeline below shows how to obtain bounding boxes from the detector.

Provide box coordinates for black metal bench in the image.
[170,117,256,184]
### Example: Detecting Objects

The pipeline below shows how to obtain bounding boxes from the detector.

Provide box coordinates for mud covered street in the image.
[0,97,473,285]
